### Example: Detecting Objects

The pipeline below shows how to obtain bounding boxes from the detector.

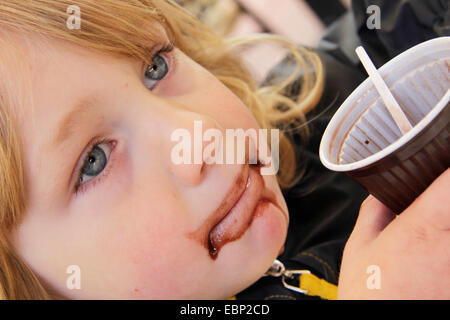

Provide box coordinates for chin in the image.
[251,200,288,257]
[215,200,288,287]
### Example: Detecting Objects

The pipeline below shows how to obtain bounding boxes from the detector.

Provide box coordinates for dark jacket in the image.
[235,0,448,300]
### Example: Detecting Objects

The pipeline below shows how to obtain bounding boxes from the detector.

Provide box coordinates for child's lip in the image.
[185,164,250,254]
[206,164,251,239]
[186,162,283,260]
[208,165,265,257]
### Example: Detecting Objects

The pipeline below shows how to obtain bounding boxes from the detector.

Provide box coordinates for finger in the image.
[350,195,396,246]
[405,168,450,231]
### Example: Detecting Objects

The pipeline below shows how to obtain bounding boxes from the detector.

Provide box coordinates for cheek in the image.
[103,197,211,298]
[162,50,260,131]
[206,85,261,136]
[250,202,288,253]
[155,49,201,97]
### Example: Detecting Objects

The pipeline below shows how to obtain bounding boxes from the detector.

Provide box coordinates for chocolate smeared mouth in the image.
[185,164,248,250]
[186,163,282,260]
[208,165,263,259]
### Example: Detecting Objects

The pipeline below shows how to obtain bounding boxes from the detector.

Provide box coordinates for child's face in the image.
[6,29,289,299]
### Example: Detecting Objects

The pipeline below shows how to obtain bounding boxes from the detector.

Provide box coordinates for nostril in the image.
[170,162,207,187]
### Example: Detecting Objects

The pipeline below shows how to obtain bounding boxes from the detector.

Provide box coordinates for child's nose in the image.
[166,111,222,187]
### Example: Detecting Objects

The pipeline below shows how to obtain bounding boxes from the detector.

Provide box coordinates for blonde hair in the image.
[0,0,324,299]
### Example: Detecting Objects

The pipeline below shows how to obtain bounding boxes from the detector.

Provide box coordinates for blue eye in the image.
[75,140,112,193]
[144,53,169,89]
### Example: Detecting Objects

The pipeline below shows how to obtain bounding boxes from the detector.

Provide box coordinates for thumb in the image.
[349,195,396,247]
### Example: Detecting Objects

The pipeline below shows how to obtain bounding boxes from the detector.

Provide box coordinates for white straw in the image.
[355,46,413,135]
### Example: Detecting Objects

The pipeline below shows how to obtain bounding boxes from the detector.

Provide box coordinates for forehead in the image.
[3,35,123,142]
[0,19,169,106]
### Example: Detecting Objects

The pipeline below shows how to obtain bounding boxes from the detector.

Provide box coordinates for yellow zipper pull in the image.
[264,259,338,300]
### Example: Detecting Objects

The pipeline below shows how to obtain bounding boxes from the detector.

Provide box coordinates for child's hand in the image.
[338,168,450,299]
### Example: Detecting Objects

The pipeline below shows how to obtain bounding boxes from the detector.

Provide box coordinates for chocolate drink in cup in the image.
[319,37,450,214]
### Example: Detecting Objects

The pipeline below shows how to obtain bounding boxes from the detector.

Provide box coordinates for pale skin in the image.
[5,30,289,299]
[3,28,449,299]
[339,168,450,299]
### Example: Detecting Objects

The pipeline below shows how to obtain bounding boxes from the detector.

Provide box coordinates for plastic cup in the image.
[319,37,450,214]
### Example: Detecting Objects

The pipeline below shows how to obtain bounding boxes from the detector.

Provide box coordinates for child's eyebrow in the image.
[51,95,99,150]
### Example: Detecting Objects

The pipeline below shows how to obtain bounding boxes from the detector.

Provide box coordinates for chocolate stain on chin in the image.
[186,164,282,260]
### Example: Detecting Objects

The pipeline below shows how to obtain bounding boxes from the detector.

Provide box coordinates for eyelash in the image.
[152,42,174,60]
[74,43,175,196]
[143,42,175,85]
